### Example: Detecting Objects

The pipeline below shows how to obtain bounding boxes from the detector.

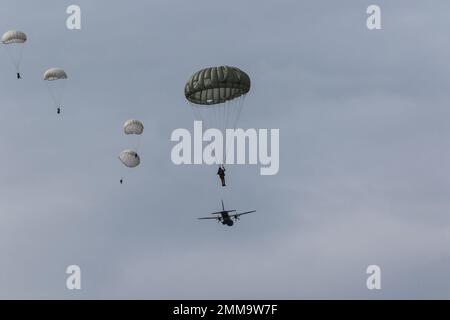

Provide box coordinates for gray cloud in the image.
[0,0,449,299]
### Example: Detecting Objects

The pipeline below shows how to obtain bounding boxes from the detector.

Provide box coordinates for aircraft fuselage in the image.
[219,212,234,226]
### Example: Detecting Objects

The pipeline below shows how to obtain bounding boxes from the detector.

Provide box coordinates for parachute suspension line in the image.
[213,104,222,163]
[15,44,25,71]
[219,102,226,164]
[225,100,230,134]
[56,80,67,110]
[222,101,227,131]
[202,106,209,131]
[214,103,220,133]
[135,134,142,154]
[3,44,25,72]
[45,80,67,112]
[209,105,217,163]
[228,100,236,164]
[191,102,214,136]
[223,100,232,163]
[231,96,238,129]
[221,101,229,164]
[220,101,223,131]
[218,102,223,132]
[220,100,228,165]
[231,98,238,126]
[220,103,228,164]
[45,82,57,109]
[189,102,197,120]
[224,95,246,163]
[189,102,202,127]
[214,104,218,129]
[233,94,246,130]
[3,47,17,70]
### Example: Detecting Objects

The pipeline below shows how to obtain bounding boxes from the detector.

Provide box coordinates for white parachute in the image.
[123,119,144,135]
[43,68,67,81]
[43,68,68,114]
[1,30,27,44]
[119,149,140,168]
[2,30,27,78]
[119,120,144,183]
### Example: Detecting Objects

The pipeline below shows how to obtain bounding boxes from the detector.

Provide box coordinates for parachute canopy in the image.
[119,150,140,168]
[2,30,27,74]
[185,66,250,105]
[123,119,144,135]
[1,30,27,44]
[43,68,67,81]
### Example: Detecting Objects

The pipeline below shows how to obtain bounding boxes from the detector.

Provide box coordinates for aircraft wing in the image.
[210,210,236,215]
[198,216,220,220]
[231,210,256,218]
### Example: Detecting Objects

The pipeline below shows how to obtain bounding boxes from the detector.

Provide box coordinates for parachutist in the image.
[43,68,68,115]
[184,66,250,179]
[217,164,226,187]
[2,31,27,79]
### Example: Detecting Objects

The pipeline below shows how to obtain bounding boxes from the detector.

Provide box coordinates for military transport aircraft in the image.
[198,200,256,226]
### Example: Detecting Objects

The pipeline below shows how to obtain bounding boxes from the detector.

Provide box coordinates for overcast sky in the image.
[0,0,450,299]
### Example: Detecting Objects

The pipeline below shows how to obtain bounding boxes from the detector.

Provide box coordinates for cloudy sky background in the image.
[0,0,450,299]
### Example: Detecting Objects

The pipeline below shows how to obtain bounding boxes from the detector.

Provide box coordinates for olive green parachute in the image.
[185,66,250,105]
[184,66,251,163]
[123,119,144,135]
[119,150,140,168]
